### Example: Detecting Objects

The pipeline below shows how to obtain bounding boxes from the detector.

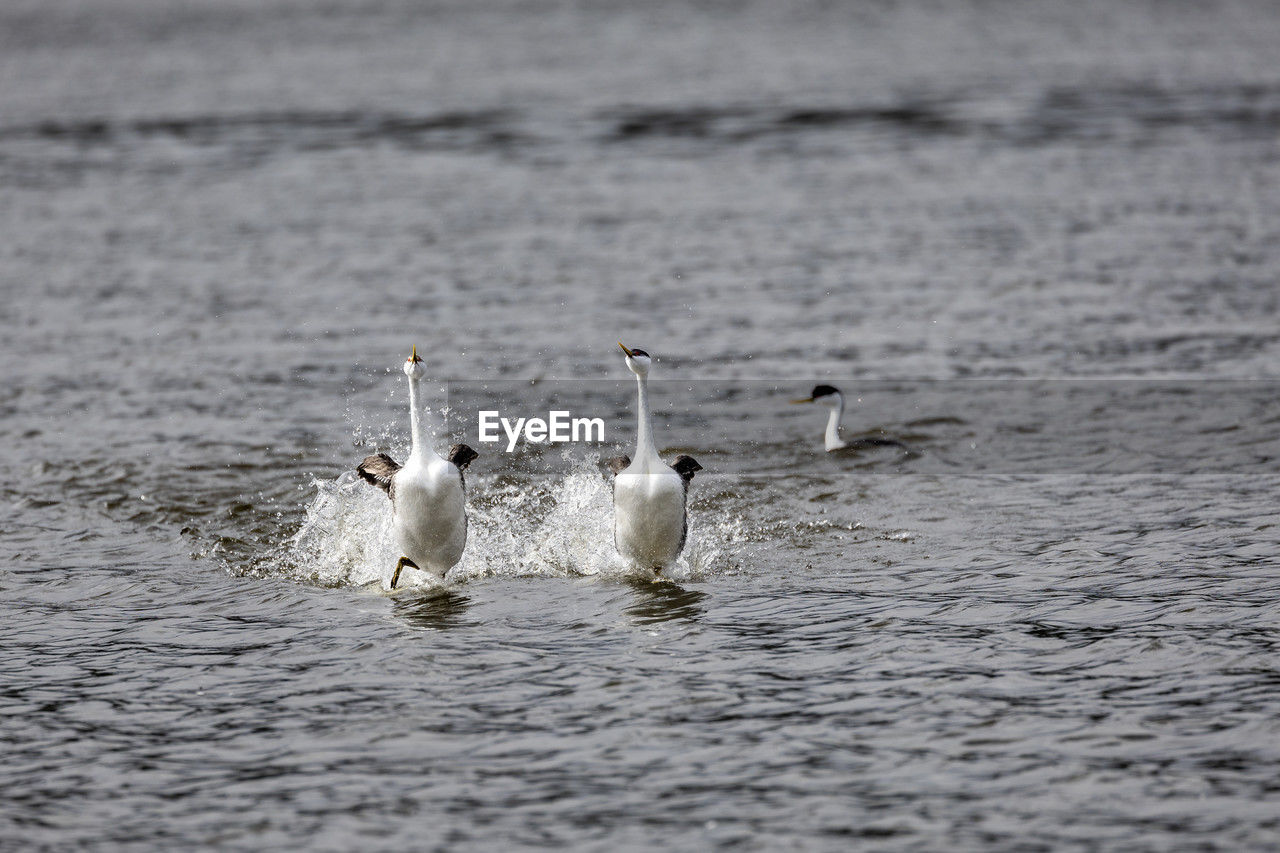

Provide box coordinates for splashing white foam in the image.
[279,471,398,588]
[277,453,741,591]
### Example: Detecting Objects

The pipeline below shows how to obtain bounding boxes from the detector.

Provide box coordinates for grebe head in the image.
[403,344,425,380]
[618,342,652,378]
[791,384,843,410]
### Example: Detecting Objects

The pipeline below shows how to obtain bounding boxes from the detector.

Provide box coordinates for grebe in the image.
[791,384,906,453]
[357,346,478,588]
[609,343,702,574]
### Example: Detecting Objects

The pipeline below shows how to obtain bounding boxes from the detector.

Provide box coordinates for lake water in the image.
[3,0,1280,848]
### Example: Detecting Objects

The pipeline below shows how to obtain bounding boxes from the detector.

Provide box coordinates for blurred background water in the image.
[3,0,1280,848]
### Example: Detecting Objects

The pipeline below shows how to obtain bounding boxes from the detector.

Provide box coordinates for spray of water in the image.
[274,449,742,592]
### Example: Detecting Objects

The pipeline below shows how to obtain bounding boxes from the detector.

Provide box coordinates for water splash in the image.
[269,453,743,591]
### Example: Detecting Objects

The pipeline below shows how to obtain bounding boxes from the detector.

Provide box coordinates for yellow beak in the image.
[790,397,814,404]
[618,342,635,357]
[409,345,422,364]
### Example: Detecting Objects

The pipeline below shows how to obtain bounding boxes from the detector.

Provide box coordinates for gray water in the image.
[4,0,1280,848]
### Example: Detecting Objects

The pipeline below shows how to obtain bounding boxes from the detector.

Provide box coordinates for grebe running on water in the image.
[607,343,702,574]
[357,346,478,589]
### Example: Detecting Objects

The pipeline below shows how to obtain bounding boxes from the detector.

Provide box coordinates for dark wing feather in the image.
[669,455,702,557]
[669,454,702,484]
[357,453,400,497]
[448,443,479,471]
[448,443,478,487]
[605,455,631,476]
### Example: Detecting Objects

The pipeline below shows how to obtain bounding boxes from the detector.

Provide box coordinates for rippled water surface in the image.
[4,0,1280,848]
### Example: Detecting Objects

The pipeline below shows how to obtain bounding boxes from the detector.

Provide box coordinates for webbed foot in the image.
[391,556,419,590]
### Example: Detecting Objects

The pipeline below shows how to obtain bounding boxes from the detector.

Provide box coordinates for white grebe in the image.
[791,384,906,453]
[608,343,702,574]
[357,346,478,589]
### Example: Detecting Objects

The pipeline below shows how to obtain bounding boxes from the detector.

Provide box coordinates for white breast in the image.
[613,463,688,570]
[392,456,468,576]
